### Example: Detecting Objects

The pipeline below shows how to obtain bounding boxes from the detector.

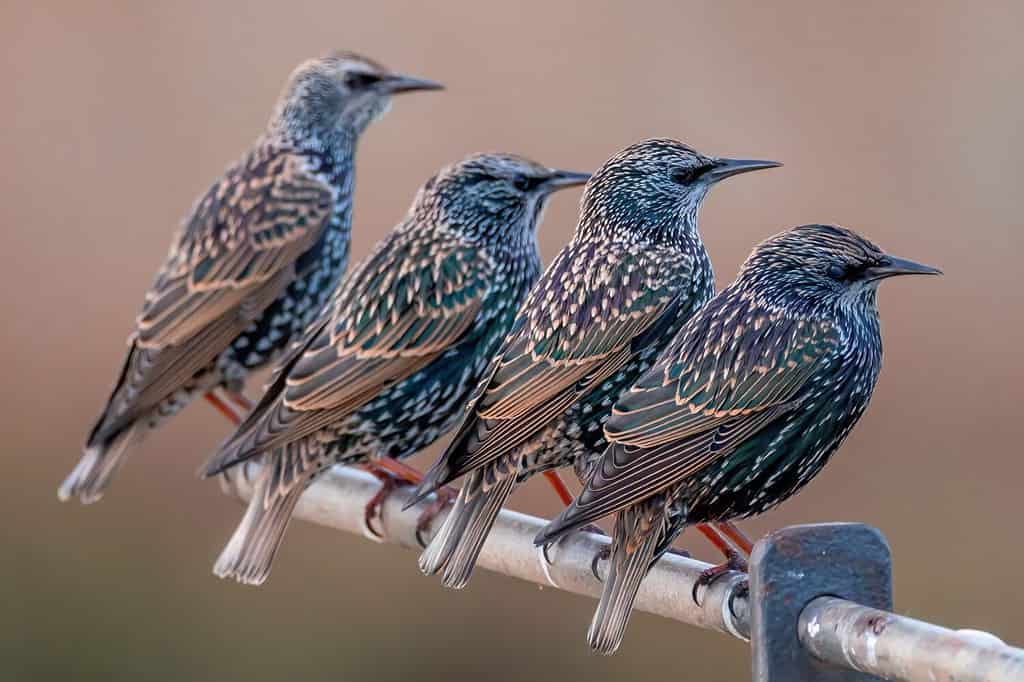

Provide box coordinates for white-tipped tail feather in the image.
[418,470,515,589]
[213,476,306,586]
[58,425,141,504]
[587,513,661,655]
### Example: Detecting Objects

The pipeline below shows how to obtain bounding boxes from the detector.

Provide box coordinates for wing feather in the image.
[90,149,331,447]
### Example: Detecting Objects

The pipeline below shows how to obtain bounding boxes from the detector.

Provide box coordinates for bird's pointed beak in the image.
[706,157,782,182]
[541,169,592,192]
[379,74,445,94]
[864,255,943,281]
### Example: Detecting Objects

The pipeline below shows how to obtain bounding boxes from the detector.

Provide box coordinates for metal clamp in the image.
[749,523,893,681]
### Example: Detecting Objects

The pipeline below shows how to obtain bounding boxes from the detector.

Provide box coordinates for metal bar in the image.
[218,463,1024,682]
[219,462,750,639]
[800,597,1024,682]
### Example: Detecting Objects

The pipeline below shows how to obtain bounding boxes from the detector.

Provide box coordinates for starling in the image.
[201,153,589,585]
[59,52,442,503]
[412,139,780,589]
[537,224,941,654]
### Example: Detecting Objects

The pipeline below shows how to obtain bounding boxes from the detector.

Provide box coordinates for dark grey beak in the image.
[706,157,782,182]
[864,255,943,281]
[379,74,445,94]
[541,170,591,192]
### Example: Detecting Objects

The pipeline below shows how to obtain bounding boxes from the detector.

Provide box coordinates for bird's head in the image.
[417,153,590,246]
[271,51,442,143]
[579,138,780,242]
[738,224,942,311]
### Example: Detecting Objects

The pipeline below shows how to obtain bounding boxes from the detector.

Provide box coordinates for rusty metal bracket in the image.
[749,523,893,682]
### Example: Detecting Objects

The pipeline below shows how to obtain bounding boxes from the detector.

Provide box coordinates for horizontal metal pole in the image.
[219,462,751,640]
[220,463,1024,682]
[800,597,1024,682]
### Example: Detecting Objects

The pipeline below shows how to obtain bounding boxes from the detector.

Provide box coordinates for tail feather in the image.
[418,487,475,576]
[213,474,307,586]
[587,511,661,655]
[58,425,142,504]
[418,470,516,589]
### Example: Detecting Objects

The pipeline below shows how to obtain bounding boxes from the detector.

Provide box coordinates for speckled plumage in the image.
[59,53,442,504]
[537,224,941,654]
[202,154,589,585]
[414,139,780,590]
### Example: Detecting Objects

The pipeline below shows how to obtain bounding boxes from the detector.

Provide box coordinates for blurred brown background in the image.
[3,1,1022,680]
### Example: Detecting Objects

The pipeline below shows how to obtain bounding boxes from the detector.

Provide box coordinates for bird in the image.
[200,153,590,585]
[59,52,442,504]
[536,224,941,654]
[411,138,780,590]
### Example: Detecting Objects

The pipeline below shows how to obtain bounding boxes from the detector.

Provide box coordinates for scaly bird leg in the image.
[689,522,753,604]
[205,391,244,425]
[361,456,456,545]
[695,523,740,560]
[714,521,754,556]
[225,390,254,414]
[542,470,575,505]
[204,387,253,425]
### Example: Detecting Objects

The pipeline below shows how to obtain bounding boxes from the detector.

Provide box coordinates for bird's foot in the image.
[413,486,457,548]
[536,524,608,581]
[361,457,456,545]
[361,468,408,542]
[590,542,611,582]
[692,550,749,606]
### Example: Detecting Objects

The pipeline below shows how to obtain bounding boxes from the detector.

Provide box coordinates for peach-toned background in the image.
[3,1,1022,679]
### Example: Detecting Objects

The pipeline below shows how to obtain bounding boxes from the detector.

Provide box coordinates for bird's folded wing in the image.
[204,227,494,472]
[137,151,332,348]
[436,241,694,479]
[93,151,334,441]
[554,296,841,529]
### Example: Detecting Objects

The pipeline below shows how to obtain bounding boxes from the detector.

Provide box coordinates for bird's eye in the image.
[513,175,537,192]
[671,166,707,185]
[826,263,847,280]
[344,72,381,89]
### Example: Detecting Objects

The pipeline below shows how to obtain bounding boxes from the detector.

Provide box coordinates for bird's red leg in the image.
[542,470,575,506]
[205,388,252,425]
[361,456,456,543]
[370,456,428,484]
[361,464,406,540]
[205,391,244,425]
[695,524,739,559]
[225,391,254,414]
[715,521,754,556]
[689,522,753,603]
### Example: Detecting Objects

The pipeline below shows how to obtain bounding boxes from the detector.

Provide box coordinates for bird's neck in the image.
[267,116,358,165]
[836,289,882,354]
[581,202,708,272]
[583,195,701,242]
